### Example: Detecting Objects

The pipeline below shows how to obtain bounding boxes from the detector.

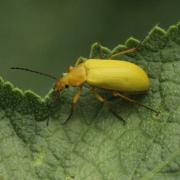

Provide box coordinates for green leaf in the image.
[0,22,180,180]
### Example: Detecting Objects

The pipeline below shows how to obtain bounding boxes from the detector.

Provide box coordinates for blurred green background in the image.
[0,0,180,96]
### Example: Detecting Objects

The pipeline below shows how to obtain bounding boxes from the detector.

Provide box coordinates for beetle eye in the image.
[62,73,67,77]
[65,84,69,88]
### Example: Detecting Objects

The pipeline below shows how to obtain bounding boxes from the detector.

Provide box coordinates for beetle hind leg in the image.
[109,37,147,59]
[112,91,160,115]
[110,47,137,59]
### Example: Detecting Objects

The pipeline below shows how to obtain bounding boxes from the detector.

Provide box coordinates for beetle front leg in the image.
[90,89,125,123]
[62,87,83,124]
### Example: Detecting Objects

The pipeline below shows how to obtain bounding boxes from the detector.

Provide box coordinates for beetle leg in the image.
[96,42,104,59]
[91,89,125,123]
[75,57,87,66]
[109,37,147,59]
[112,91,160,115]
[62,87,83,125]
[109,48,137,59]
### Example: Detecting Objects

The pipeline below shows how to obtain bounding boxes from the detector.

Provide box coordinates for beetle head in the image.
[54,65,86,94]
[54,74,70,93]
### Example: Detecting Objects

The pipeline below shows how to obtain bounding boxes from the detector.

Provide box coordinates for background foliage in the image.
[0,0,180,95]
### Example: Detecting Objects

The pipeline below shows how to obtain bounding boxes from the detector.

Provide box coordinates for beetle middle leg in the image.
[90,89,125,123]
[62,87,83,124]
[96,42,105,59]
[112,91,160,115]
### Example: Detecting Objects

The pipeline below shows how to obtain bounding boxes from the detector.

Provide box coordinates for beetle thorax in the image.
[54,64,87,92]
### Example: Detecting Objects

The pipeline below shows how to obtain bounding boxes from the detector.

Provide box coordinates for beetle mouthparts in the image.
[52,91,61,103]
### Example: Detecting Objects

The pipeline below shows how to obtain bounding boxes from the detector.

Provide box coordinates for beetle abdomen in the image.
[85,59,149,93]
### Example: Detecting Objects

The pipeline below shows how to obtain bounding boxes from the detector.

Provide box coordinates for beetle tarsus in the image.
[61,110,74,125]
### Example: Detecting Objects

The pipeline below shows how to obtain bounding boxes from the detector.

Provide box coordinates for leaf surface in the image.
[0,23,180,180]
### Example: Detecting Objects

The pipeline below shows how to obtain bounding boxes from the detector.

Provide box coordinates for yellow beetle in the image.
[54,59,149,93]
[11,47,159,124]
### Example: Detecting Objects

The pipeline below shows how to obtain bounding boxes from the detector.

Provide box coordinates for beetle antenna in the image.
[11,67,57,80]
